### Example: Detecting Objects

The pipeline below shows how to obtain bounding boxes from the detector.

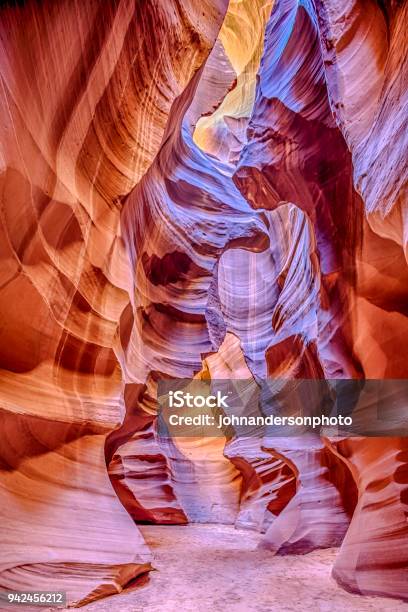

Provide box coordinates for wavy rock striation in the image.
[0,0,232,605]
[0,0,407,606]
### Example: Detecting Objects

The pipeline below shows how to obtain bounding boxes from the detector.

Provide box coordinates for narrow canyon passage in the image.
[0,0,407,609]
[82,525,408,612]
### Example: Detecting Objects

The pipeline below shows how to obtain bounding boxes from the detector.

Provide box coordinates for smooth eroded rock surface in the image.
[0,0,407,606]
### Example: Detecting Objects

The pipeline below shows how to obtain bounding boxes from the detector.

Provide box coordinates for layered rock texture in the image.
[0,0,407,607]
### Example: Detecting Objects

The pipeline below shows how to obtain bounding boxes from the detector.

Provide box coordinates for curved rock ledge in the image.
[0,0,407,606]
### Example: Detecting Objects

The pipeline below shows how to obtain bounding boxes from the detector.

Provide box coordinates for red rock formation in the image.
[259,434,354,554]
[233,0,364,381]
[0,0,233,605]
[315,0,408,251]
[0,0,407,606]
[109,423,188,525]
[314,0,408,599]
[325,436,408,600]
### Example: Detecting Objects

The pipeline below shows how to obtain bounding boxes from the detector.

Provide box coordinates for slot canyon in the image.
[0,0,407,609]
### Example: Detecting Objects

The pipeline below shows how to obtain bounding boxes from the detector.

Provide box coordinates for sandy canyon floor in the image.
[78,525,408,612]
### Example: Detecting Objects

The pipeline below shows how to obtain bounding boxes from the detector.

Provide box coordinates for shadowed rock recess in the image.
[0,0,407,607]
